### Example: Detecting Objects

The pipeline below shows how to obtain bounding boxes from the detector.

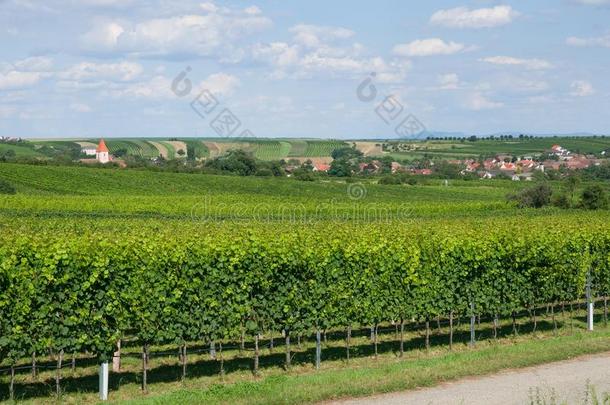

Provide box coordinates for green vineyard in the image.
[1,220,609,393]
[0,162,609,402]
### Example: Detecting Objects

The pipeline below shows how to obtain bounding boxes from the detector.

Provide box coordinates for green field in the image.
[383,137,610,160]
[252,140,292,160]
[0,162,609,404]
[302,140,347,157]
[100,139,159,158]
[23,138,350,161]
[0,143,45,158]
[16,136,610,163]
[0,162,526,219]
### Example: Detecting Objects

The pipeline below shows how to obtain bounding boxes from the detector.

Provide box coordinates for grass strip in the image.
[120,329,610,405]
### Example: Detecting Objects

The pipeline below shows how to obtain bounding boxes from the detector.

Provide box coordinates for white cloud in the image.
[59,61,143,82]
[0,57,52,90]
[80,4,272,58]
[12,56,53,72]
[200,72,240,96]
[252,42,300,69]
[466,92,504,110]
[113,72,240,99]
[393,39,466,57]
[290,24,355,48]
[480,56,553,70]
[437,73,460,89]
[253,25,409,82]
[430,5,519,29]
[55,80,109,92]
[111,75,173,99]
[570,80,595,96]
[81,22,125,50]
[254,43,409,82]
[0,71,43,90]
[0,56,53,76]
[566,34,610,48]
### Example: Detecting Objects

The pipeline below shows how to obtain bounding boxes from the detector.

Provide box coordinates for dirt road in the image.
[330,352,610,405]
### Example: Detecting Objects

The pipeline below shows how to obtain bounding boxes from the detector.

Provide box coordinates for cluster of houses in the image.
[298,144,603,180]
[295,160,431,176]
[458,144,601,181]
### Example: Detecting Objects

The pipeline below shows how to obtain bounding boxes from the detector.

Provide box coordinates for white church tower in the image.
[96,139,110,164]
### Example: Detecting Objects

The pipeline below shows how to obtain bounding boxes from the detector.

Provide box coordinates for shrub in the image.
[204,150,257,176]
[581,185,608,210]
[0,178,16,194]
[255,168,273,177]
[552,193,571,209]
[508,183,552,208]
[293,171,315,181]
[378,176,402,185]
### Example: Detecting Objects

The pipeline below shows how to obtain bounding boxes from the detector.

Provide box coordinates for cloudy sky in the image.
[0,0,609,138]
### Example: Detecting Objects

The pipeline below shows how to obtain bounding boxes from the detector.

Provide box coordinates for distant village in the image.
[77,139,607,180]
[286,143,605,181]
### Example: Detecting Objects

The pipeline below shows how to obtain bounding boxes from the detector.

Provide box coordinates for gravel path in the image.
[329,352,610,405]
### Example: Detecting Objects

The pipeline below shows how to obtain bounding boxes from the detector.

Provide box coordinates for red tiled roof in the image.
[96,139,109,153]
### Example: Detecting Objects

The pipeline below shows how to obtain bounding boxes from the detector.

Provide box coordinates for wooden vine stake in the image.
[284,333,291,370]
[469,302,475,348]
[315,329,321,369]
[181,343,187,382]
[449,311,454,350]
[346,326,351,363]
[253,333,259,375]
[9,364,15,401]
[399,318,405,357]
[112,340,121,372]
[141,344,148,393]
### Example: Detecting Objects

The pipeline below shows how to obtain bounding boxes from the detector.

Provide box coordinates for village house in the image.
[466,162,480,172]
[500,162,516,171]
[390,162,403,173]
[483,159,496,171]
[551,144,571,159]
[81,147,97,156]
[313,163,331,172]
[564,157,591,170]
[358,162,380,174]
[517,159,535,169]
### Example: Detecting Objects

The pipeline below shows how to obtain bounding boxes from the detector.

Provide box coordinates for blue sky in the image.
[0,0,609,139]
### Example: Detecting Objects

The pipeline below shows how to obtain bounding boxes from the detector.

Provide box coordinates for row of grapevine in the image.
[1,225,609,374]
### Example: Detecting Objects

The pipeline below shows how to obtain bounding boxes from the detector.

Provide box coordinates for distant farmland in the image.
[12,136,610,162]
